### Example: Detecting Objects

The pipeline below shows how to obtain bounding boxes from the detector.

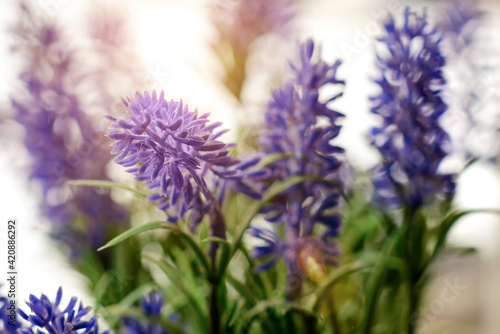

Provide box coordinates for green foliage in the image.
[68,172,500,334]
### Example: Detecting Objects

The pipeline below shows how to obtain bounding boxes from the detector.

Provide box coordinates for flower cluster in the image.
[250,39,346,298]
[18,288,110,334]
[369,8,455,209]
[120,291,176,334]
[10,2,127,258]
[107,91,267,231]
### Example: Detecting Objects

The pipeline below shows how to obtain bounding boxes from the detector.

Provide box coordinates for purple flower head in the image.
[10,3,127,259]
[17,287,111,334]
[369,8,455,210]
[107,91,267,231]
[250,39,345,298]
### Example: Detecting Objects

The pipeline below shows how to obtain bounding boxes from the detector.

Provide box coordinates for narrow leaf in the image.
[98,221,173,251]
[67,179,148,199]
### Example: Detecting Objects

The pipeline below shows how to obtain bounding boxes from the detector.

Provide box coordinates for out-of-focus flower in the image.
[119,291,176,334]
[107,91,267,232]
[250,39,345,299]
[10,3,127,259]
[18,287,110,334]
[369,8,455,209]
[211,0,295,100]
[439,2,499,163]
[439,1,482,53]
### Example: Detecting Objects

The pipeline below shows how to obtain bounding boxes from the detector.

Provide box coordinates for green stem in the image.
[208,205,225,334]
[326,287,341,334]
[403,206,423,334]
[209,266,221,334]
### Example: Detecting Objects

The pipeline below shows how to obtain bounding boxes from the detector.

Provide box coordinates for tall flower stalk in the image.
[365,8,457,333]
[369,8,455,211]
[250,39,346,299]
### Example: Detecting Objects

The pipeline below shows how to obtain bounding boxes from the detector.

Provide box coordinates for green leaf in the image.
[256,152,293,168]
[99,221,210,275]
[67,179,148,199]
[359,231,403,333]
[98,221,172,251]
[202,236,231,247]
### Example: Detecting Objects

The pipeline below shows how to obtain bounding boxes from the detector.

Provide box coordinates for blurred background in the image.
[0,0,499,333]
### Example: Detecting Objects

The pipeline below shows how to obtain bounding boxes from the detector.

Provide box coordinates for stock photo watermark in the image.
[401,277,468,333]
[339,0,403,62]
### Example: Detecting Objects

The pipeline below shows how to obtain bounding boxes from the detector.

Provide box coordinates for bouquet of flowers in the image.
[2,0,498,333]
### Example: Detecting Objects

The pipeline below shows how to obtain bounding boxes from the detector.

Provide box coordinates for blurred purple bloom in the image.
[212,0,295,99]
[107,91,267,231]
[369,8,455,209]
[10,3,127,258]
[439,2,498,163]
[439,1,482,53]
[214,0,294,50]
[18,287,110,334]
[250,39,345,298]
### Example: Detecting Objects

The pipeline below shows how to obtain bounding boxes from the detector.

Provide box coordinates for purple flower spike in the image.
[369,8,455,210]
[10,2,127,259]
[108,91,267,230]
[250,39,346,299]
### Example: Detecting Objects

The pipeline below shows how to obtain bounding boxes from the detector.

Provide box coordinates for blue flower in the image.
[369,8,455,209]
[250,39,345,298]
[107,91,267,232]
[17,287,111,334]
